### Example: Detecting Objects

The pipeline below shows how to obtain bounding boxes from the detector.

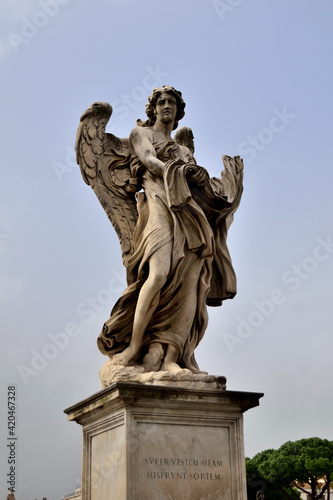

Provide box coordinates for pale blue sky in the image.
[1,1,333,498]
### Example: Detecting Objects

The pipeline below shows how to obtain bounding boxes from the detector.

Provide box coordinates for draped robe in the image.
[97,138,243,372]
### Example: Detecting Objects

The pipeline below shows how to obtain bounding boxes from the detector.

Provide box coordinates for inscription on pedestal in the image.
[65,384,263,500]
[145,457,223,481]
[134,420,232,499]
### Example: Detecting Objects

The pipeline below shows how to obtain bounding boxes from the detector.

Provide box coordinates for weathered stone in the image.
[75,86,244,383]
[65,382,263,500]
[99,360,227,389]
[69,87,257,499]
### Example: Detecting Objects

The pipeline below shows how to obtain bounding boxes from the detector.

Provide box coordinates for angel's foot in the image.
[110,346,137,366]
[161,360,191,374]
[143,343,164,372]
[161,344,185,373]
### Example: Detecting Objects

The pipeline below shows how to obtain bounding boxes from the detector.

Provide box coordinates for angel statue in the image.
[75,85,243,383]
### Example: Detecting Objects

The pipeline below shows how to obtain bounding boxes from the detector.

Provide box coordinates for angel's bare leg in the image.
[111,241,172,366]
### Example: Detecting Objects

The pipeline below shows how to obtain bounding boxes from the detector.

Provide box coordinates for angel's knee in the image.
[149,270,168,291]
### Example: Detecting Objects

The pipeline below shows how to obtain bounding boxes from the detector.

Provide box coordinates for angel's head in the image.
[137,85,185,130]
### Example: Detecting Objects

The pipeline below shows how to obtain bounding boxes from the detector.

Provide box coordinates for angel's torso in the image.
[130,127,195,192]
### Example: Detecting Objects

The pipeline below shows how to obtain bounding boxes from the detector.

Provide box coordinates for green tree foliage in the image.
[246,437,333,499]
[246,451,301,499]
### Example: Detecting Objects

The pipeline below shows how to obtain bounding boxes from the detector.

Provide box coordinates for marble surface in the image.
[99,360,227,390]
[65,382,263,499]
[76,87,243,376]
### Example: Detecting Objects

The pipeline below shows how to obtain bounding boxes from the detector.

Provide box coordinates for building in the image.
[299,486,333,499]
[62,487,81,500]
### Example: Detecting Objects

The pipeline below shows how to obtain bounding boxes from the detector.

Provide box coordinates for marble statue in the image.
[76,85,243,384]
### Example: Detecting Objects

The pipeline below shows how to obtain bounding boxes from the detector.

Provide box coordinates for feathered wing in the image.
[75,102,138,269]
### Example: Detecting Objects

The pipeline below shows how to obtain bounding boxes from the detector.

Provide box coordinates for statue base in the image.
[99,360,228,389]
[64,380,263,500]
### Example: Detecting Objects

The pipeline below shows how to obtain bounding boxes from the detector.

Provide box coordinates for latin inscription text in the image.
[144,457,223,481]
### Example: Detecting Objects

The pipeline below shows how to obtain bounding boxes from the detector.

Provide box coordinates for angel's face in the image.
[154,92,177,126]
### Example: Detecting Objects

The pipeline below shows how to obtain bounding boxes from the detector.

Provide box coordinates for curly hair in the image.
[137,85,186,130]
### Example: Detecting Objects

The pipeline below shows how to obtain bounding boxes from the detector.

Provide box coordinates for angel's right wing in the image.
[75,102,138,268]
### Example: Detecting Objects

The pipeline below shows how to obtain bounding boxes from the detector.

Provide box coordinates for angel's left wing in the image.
[75,102,138,268]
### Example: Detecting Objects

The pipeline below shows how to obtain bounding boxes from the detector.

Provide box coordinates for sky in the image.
[0,0,333,498]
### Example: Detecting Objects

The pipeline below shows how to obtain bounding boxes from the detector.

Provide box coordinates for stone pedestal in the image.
[64,382,263,500]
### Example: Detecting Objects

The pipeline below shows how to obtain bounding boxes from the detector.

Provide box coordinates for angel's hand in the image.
[186,164,209,186]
